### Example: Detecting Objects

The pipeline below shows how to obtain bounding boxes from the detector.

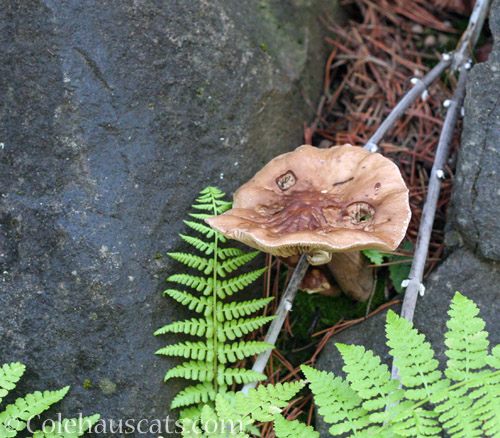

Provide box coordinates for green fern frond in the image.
[154,317,213,337]
[433,385,480,437]
[214,394,252,437]
[218,248,245,259]
[165,360,215,382]
[219,316,276,342]
[297,292,500,438]
[156,341,214,362]
[178,234,242,259]
[218,297,274,320]
[251,381,305,407]
[192,204,216,212]
[214,198,232,206]
[336,343,403,414]
[198,186,225,198]
[301,365,370,437]
[179,234,217,255]
[0,387,71,435]
[386,309,442,400]
[157,187,270,411]
[0,363,25,404]
[175,381,305,437]
[167,253,223,277]
[274,414,320,438]
[31,414,100,438]
[183,220,221,240]
[163,290,211,315]
[188,212,213,220]
[445,292,489,381]
[391,408,441,437]
[218,341,273,364]
[471,345,500,436]
[171,383,217,409]
[0,363,98,438]
[217,268,268,299]
[242,381,306,422]
[167,273,213,294]
[200,403,224,435]
[218,251,260,274]
[167,251,258,278]
[216,368,267,386]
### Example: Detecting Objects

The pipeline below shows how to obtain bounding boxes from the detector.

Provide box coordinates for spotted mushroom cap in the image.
[206,144,411,265]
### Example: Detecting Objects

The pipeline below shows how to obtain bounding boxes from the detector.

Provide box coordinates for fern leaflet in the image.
[176,381,304,437]
[0,363,25,405]
[217,341,273,364]
[164,290,211,315]
[0,368,99,438]
[218,297,274,320]
[274,413,319,438]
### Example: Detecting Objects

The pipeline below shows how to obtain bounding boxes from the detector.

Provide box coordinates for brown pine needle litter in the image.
[247,0,491,435]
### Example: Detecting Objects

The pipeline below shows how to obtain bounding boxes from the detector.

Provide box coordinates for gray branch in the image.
[452,0,490,70]
[241,254,309,393]
[364,56,453,153]
[399,65,469,324]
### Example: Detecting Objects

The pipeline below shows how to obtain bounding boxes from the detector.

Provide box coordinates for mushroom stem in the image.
[301,267,341,297]
[241,254,309,394]
[326,252,375,302]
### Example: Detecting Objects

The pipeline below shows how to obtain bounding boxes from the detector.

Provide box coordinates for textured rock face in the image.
[314,1,500,436]
[448,0,500,260]
[0,0,340,429]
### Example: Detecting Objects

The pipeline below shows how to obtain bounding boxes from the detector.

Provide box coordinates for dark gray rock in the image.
[448,0,500,260]
[314,248,500,437]
[0,0,341,434]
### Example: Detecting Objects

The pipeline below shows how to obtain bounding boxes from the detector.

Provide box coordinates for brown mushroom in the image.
[206,144,410,265]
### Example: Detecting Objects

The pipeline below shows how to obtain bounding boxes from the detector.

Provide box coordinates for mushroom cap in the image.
[206,144,411,264]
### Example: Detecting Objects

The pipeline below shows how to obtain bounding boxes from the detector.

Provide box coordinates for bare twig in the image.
[390,63,470,382]
[396,0,491,324]
[242,254,309,393]
[452,0,491,71]
[364,56,452,152]
[400,65,470,320]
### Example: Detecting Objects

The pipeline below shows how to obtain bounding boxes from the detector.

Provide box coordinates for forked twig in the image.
[364,56,453,153]
[399,64,469,324]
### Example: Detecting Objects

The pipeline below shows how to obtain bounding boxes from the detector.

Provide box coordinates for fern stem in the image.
[211,190,220,393]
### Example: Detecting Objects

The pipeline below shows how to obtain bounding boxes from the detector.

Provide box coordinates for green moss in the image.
[83,379,92,389]
[98,378,116,395]
[154,252,163,259]
[281,269,388,366]
[260,43,268,52]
